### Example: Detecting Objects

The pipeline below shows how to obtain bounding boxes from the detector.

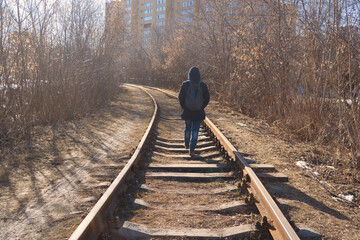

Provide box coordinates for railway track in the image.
[69,85,300,240]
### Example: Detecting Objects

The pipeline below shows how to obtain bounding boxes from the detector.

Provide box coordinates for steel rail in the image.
[149,86,300,240]
[69,85,158,240]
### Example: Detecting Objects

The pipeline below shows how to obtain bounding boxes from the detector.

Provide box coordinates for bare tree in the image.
[0,0,120,150]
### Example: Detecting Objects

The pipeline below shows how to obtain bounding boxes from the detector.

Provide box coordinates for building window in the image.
[144,30,151,35]
[156,6,165,11]
[182,1,193,7]
[144,16,152,21]
[156,13,165,19]
[182,17,192,22]
[125,7,131,11]
[125,19,131,24]
[156,28,165,33]
[144,23,152,28]
[124,0,131,6]
[156,0,165,4]
[144,9,152,14]
[156,21,165,26]
[144,37,151,42]
[182,9,193,15]
[144,2,153,7]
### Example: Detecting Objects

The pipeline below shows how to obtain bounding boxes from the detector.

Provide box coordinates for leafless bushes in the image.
[120,0,359,168]
[0,0,120,148]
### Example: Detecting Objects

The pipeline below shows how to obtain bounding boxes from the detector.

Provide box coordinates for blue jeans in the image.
[184,120,202,151]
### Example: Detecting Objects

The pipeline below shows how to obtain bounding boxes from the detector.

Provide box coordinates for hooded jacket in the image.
[178,67,210,121]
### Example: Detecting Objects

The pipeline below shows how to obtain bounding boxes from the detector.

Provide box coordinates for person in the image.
[178,67,210,156]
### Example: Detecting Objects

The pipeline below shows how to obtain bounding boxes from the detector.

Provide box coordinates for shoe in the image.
[189,149,195,156]
[184,144,189,149]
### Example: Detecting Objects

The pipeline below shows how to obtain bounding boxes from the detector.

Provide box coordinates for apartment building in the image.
[105,0,298,43]
[106,0,200,43]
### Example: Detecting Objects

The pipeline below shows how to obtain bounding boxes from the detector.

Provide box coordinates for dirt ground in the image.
[0,85,154,240]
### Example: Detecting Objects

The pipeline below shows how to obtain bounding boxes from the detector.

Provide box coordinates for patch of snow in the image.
[296,160,312,170]
[235,122,247,127]
[338,194,354,202]
[338,98,360,105]
[326,166,335,170]
[313,171,320,177]
[69,211,83,215]
[218,117,225,121]
[11,84,19,89]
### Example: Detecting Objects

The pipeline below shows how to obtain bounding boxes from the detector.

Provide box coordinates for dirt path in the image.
[0,85,154,240]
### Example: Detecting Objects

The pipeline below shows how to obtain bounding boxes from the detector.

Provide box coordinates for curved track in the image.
[69,85,300,240]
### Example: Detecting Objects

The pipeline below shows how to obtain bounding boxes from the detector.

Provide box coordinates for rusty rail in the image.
[150,86,300,240]
[69,85,158,240]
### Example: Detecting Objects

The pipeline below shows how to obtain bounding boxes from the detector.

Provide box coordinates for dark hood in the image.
[188,67,201,84]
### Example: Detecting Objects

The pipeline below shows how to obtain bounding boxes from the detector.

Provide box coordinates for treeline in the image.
[0,0,120,148]
[119,0,360,168]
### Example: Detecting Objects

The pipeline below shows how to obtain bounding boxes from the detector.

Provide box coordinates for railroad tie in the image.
[154,140,214,149]
[113,221,258,239]
[156,136,212,143]
[154,145,217,153]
